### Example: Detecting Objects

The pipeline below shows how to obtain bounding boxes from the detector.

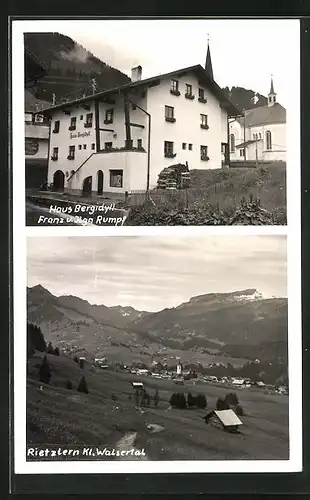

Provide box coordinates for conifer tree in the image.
[39,355,51,384]
[77,376,89,394]
[195,393,207,409]
[187,391,195,407]
[66,379,73,390]
[153,388,159,408]
[54,347,60,356]
[47,341,54,354]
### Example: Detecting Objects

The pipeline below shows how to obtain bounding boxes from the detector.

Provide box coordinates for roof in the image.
[236,103,286,127]
[131,382,144,387]
[42,64,240,117]
[214,409,243,426]
[235,139,262,148]
[25,90,52,113]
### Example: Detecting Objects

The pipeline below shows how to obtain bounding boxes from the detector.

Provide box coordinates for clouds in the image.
[27,235,287,311]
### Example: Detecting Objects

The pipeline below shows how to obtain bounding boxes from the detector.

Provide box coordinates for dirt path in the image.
[115,432,149,460]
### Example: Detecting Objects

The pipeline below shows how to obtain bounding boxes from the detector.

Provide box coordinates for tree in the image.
[216,398,230,410]
[73,356,79,363]
[47,341,54,354]
[187,391,196,407]
[224,392,239,406]
[195,393,207,409]
[54,347,60,356]
[234,404,244,416]
[153,389,159,408]
[172,392,187,409]
[77,376,89,394]
[39,355,51,384]
[27,323,47,355]
[170,392,177,407]
[66,380,73,390]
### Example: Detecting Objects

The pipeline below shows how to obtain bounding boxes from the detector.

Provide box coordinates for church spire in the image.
[205,36,214,80]
[268,75,276,107]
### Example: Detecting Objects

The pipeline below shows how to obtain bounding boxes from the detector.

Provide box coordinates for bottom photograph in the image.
[25,235,288,462]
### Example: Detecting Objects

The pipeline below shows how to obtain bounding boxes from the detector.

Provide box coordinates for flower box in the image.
[198,97,207,103]
[68,125,76,131]
[185,93,195,100]
[104,119,113,124]
[165,117,176,123]
[170,89,180,96]
[50,156,58,161]
[52,129,59,134]
[67,155,75,160]
[164,152,176,158]
[201,156,210,161]
[200,124,209,130]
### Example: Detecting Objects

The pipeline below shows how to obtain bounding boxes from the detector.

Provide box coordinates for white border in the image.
[12,19,302,474]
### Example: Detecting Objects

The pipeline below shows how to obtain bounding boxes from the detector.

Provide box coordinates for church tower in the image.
[205,37,214,80]
[268,76,277,107]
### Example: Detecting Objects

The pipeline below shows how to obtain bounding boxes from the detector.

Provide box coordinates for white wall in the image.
[67,150,147,193]
[47,102,96,184]
[146,71,227,189]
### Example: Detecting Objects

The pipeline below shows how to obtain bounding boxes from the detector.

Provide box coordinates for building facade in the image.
[25,90,51,189]
[229,78,286,163]
[42,48,240,195]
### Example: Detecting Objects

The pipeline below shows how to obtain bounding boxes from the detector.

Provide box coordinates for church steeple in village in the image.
[268,75,277,107]
[205,36,214,80]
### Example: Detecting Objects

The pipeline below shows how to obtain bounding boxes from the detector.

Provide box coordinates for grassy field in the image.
[27,352,289,460]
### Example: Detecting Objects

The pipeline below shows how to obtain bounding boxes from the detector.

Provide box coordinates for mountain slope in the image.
[24,32,131,103]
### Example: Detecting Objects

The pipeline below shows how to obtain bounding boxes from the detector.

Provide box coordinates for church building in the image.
[41,43,240,195]
[229,77,286,163]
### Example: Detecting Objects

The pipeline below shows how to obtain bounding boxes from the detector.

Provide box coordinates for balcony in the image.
[165,117,176,123]
[164,152,176,158]
[185,93,195,100]
[170,89,180,96]
[200,124,209,130]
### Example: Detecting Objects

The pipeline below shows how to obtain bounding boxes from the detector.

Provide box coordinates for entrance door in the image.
[97,170,104,195]
[53,170,65,191]
[82,176,92,196]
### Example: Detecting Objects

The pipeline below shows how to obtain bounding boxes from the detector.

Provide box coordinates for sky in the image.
[27,235,287,311]
[20,18,299,108]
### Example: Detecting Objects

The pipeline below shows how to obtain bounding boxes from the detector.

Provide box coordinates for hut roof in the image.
[214,409,243,427]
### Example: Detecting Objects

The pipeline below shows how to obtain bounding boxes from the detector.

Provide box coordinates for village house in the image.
[203,409,243,433]
[41,43,240,195]
[229,77,286,163]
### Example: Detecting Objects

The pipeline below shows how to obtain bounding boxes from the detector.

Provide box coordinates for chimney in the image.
[131,65,142,82]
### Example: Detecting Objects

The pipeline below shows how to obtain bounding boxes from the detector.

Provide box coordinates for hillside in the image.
[24,32,131,103]
[222,86,268,111]
[27,285,287,364]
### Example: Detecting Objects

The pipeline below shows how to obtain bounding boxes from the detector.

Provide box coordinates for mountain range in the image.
[25,32,269,110]
[27,285,288,363]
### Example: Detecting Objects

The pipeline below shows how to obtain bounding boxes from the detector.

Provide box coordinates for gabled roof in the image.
[236,103,286,127]
[214,409,243,426]
[235,139,262,148]
[42,64,240,117]
[25,90,52,113]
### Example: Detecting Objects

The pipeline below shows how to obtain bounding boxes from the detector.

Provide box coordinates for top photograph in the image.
[22,19,296,226]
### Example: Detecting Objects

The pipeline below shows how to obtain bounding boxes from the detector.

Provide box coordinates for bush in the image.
[216,398,230,410]
[39,355,51,384]
[187,391,195,407]
[54,347,60,356]
[77,376,89,394]
[66,380,73,390]
[170,392,187,409]
[47,341,55,355]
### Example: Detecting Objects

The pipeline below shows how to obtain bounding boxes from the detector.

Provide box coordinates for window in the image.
[53,120,60,133]
[240,149,245,157]
[91,143,95,150]
[68,145,75,160]
[104,142,113,151]
[266,130,272,150]
[137,139,142,149]
[185,83,192,95]
[200,145,209,161]
[25,113,32,123]
[165,105,175,122]
[69,117,76,130]
[104,109,114,124]
[182,143,187,150]
[110,169,123,188]
[230,134,235,153]
[259,133,262,139]
[51,147,59,160]
[85,113,93,128]
[170,79,180,96]
[188,143,193,151]
[200,114,208,129]
[83,144,87,149]
[78,145,82,150]
[80,115,83,120]
[164,141,174,157]
[198,88,207,103]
